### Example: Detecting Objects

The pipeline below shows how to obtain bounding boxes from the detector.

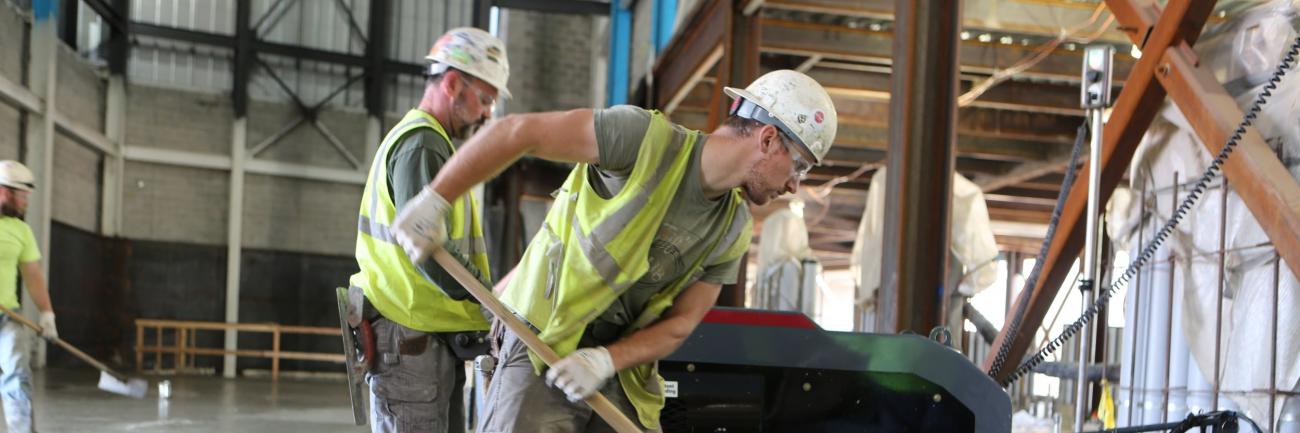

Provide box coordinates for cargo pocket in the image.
[370,319,440,404]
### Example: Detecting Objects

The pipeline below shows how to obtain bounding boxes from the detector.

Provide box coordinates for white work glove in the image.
[392,186,452,263]
[38,311,57,339]
[545,347,616,403]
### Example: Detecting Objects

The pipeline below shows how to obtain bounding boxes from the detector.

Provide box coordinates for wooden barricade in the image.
[134,319,343,380]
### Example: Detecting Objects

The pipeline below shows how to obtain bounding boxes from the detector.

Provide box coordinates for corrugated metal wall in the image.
[125,0,474,112]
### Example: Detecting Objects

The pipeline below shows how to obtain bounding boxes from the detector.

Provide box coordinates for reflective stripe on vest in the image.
[348,109,490,333]
[616,189,748,429]
[498,110,752,429]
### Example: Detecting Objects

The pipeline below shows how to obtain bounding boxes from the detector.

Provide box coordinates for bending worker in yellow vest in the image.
[348,27,509,433]
[393,69,838,432]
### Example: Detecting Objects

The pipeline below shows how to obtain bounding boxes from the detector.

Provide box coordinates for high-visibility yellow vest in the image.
[500,110,752,428]
[349,109,491,333]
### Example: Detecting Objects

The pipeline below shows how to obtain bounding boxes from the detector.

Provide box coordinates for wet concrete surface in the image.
[20,368,363,432]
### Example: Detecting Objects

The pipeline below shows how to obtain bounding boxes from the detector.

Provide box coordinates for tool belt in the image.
[346,286,490,366]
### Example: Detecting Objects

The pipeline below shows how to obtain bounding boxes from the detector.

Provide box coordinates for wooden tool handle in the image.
[432,249,643,433]
[0,304,128,382]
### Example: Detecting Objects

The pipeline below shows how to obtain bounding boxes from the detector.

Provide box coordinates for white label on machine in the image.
[663,381,678,398]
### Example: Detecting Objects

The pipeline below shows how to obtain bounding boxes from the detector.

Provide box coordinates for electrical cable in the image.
[986,121,1089,379]
[998,35,1300,387]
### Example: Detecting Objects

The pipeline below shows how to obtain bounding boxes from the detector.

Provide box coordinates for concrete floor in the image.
[19,368,362,433]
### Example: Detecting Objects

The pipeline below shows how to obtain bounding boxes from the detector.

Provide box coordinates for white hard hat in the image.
[724,69,837,164]
[0,160,34,191]
[426,27,511,99]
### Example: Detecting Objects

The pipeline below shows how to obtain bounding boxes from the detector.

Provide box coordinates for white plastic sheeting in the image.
[753,203,822,319]
[1112,2,1300,429]
[850,168,1000,323]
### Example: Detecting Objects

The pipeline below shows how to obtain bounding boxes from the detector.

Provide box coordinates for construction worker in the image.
[347,27,509,433]
[0,160,57,433]
[392,69,838,432]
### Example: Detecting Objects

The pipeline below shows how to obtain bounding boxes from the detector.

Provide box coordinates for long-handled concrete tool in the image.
[0,304,148,398]
[431,249,643,433]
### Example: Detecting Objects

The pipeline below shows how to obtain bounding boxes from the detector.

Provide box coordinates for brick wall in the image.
[51,134,99,231]
[121,160,231,245]
[503,9,598,114]
[241,174,360,256]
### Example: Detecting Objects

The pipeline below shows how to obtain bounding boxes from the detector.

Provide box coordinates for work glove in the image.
[546,346,616,403]
[38,311,57,339]
[392,186,452,263]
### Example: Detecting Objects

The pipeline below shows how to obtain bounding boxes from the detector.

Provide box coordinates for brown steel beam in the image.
[651,0,728,111]
[761,18,1136,84]
[681,82,1081,145]
[793,65,1086,116]
[763,0,1133,43]
[976,150,1078,192]
[876,0,961,335]
[718,0,760,306]
[1154,37,1300,282]
[982,0,1216,383]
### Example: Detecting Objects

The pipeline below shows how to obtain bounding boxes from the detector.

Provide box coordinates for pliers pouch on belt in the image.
[336,286,379,426]
[340,286,380,371]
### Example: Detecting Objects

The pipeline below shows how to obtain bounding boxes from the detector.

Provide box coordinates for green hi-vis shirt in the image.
[0,217,40,310]
[582,105,750,342]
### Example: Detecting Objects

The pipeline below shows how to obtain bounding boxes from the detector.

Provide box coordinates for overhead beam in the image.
[761,19,1135,84]
[976,150,1079,192]
[681,83,1080,146]
[762,0,1132,43]
[792,65,1085,116]
[983,0,1216,383]
[493,0,610,15]
[122,146,367,184]
[82,0,126,31]
[651,0,729,110]
[673,107,1057,165]
[130,22,425,76]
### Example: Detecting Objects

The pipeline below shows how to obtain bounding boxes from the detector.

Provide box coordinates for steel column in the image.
[717,0,760,306]
[608,1,633,106]
[651,0,678,53]
[233,0,253,117]
[223,119,247,379]
[983,0,1217,382]
[875,0,960,334]
[100,76,125,236]
[224,0,253,378]
[25,0,61,369]
[57,0,77,47]
[107,0,129,75]
[364,0,390,117]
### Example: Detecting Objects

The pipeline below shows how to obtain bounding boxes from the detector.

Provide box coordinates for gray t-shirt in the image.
[583,105,751,344]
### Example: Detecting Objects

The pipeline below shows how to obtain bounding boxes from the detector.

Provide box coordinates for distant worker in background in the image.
[344,28,510,433]
[0,160,58,433]
[391,69,838,432]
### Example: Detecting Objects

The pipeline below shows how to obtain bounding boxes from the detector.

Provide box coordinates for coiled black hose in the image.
[998,35,1300,387]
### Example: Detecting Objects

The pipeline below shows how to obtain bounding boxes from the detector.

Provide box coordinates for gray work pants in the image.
[366,318,465,433]
[477,329,658,433]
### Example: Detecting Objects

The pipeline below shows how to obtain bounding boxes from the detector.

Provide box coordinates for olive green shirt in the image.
[387,128,482,302]
[583,105,750,342]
